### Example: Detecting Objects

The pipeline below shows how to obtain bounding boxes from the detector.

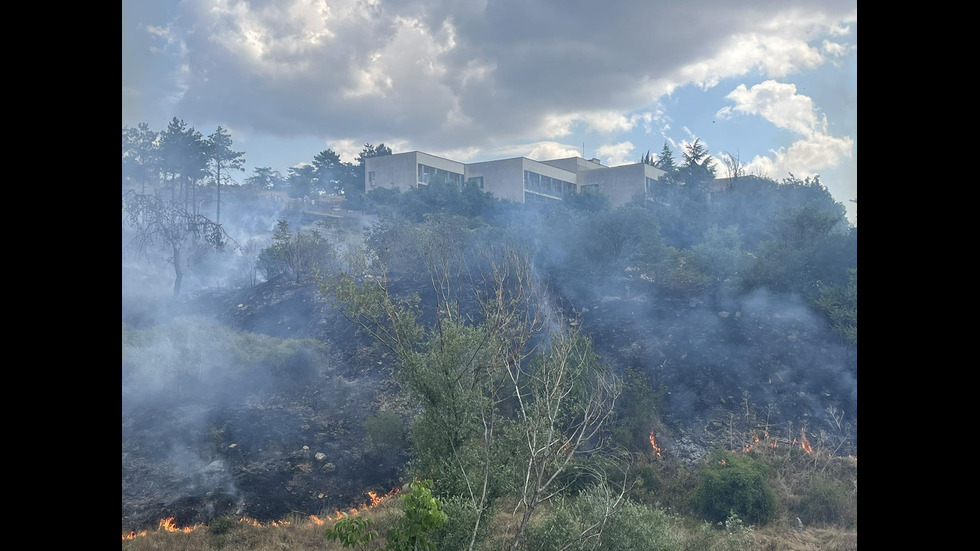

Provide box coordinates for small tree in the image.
[386,479,448,551]
[207,126,245,224]
[122,190,229,295]
[257,220,337,283]
[325,514,378,548]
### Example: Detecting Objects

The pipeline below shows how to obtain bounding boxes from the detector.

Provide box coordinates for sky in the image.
[122,0,857,224]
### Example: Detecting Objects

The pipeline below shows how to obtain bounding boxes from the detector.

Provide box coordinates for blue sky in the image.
[122,0,857,224]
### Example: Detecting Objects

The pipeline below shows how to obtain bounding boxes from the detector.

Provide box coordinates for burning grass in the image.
[122,487,402,548]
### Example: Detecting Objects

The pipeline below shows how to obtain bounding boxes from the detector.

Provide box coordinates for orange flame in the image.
[800,428,813,454]
[122,530,147,540]
[122,487,403,540]
[648,430,662,457]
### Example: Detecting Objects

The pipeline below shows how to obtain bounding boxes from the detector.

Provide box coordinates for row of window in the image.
[523,170,575,198]
[418,163,464,188]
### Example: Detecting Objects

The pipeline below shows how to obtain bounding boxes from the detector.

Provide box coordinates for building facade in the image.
[365,151,666,207]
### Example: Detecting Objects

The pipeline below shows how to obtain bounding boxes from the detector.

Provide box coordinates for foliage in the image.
[122,122,160,193]
[563,187,610,212]
[206,126,245,223]
[207,516,236,536]
[524,488,679,551]
[796,475,855,527]
[683,512,755,551]
[256,219,338,283]
[814,268,857,345]
[332,223,624,551]
[386,479,448,551]
[245,166,286,190]
[287,164,317,198]
[429,496,490,551]
[610,367,663,452]
[364,410,407,453]
[690,450,776,526]
[122,190,229,295]
[325,514,379,548]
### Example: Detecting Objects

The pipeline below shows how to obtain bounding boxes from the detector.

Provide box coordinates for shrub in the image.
[430,496,490,551]
[324,514,378,548]
[363,410,406,453]
[524,488,680,551]
[386,479,447,551]
[797,475,855,527]
[690,450,776,526]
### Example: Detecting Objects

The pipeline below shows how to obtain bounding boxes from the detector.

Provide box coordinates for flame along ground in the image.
[123,429,827,540]
[644,426,819,460]
[122,487,400,540]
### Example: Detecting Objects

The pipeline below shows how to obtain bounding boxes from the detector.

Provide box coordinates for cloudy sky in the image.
[122,0,857,223]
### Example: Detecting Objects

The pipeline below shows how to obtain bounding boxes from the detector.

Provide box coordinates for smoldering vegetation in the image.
[122,170,856,532]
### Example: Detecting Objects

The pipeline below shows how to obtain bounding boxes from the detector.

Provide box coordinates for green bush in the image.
[524,488,679,551]
[797,475,855,527]
[430,496,490,551]
[207,515,236,536]
[690,450,776,526]
[324,514,378,548]
[363,410,406,452]
[386,479,448,551]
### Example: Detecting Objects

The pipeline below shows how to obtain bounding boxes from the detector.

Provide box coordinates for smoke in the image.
[122,177,856,529]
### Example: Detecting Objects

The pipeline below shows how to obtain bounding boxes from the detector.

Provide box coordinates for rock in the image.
[315,452,327,461]
[322,462,336,472]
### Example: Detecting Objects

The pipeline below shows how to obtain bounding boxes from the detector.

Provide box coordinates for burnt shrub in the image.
[691,450,776,526]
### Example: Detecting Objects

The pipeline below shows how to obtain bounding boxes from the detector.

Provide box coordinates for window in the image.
[369,171,376,188]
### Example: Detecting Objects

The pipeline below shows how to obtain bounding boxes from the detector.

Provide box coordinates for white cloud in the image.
[326,139,362,164]
[595,141,635,167]
[526,142,584,161]
[744,133,854,180]
[718,80,822,136]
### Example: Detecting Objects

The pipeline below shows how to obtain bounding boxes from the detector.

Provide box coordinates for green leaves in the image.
[325,514,378,548]
[386,480,448,551]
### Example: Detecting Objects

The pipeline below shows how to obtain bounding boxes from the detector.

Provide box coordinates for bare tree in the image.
[123,190,232,295]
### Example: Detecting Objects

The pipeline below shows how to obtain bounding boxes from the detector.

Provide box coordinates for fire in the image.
[159,517,194,533]
[800,428,813,454]
[648,430,662,457]
[122,530,147,540]
[121,487,402,540]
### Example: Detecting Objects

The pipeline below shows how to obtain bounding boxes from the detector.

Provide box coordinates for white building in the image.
[365,151,665,207]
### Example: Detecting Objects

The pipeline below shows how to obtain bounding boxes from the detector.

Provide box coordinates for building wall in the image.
[520,158,578,202]
[464,157,527,203]
[539,157,603,173]
[579,163,666,207]
[415,152,466,187]
[366,151,666,207]
[365,152,465,192]
[365,152,419,192]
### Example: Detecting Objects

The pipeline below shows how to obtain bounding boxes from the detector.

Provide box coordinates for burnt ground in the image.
[122,276,408,532]
[122,273,856,533]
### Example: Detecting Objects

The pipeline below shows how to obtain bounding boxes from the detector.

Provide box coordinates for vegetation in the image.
[123,120,856,550]
[690,450,777,526]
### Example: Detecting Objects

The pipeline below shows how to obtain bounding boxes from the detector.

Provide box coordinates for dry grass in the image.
[751,525,857,551]
[121,500,402,551]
